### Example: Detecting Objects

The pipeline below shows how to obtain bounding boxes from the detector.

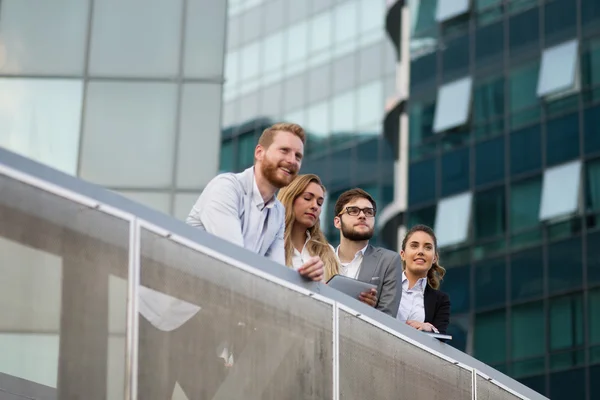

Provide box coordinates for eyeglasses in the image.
[339,206,376,218]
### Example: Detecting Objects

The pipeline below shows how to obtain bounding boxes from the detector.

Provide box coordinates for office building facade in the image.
[383,0,600,398]
[0,0,226,221]
[220,0,399,245]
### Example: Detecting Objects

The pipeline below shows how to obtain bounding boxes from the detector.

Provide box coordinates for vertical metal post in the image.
[125,218,141,400]
[333,303,340,400]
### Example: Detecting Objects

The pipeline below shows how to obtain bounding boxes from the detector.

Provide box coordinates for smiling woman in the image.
[277,174,340,282]
[397,224,451,334]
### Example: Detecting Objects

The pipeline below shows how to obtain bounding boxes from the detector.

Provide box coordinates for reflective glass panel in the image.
[184,0,226,78]
[545,112,580,167]
[475,136,505,186]
[0,78,83,175]
[286,21,308,65]
[263,31,285,74]
[309,10,332,54]
[587,159,600,212]
[510,61,540,112]
[433,77,473,133]
[537,39,579,98]
[474,310,506,364]
[510,247,543,301]
[548,237,583,294]
[0,0,88,75]
[475,257,506,310]
[584,104,600,156]
[550,293,584,351]
[473,75,504,123]
[510,177,542,232]
[436,0,470,22]
[512,301,545,359]
[435,191,472,248]
[474,186,505,240]
[510,124,542,175]
[508,7,539,56]
[357,80,383,128]
[544,0,576,46]
[79,82,177,187]
[539,160,582,221]
[408,158,436,206]
[441,147,470,196]
[89,0,182,77]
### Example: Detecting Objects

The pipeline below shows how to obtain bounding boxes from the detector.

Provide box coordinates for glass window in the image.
[588,231,600,285]
[225,51,240,89]
[582,37,600,90]
[263,31,285,74]
[510,124,542,175]
[544,0,576,46]
[411,0,437,35]
[307,63,331,104]
[539,160,582,221]
[220,140,234,172]
[410,53,437,88]
[309,10,332,54]
[306,100,330,139]
[334,1,358,45]
[80,82,177,187]
[440,265,470,314]
[550,293,583,351]
[263,0,284,35]
[288,0,309,21]
[0,78,83,175]
[239,91,259,123]
[260,82,283,119]
[474,186,505,240]
[433,77,473,133]
[508,7,539,56]
[407,205,436,229]
[436,0,470,22]
[474,310,506,365]
[241,6,262,44]
[511,247,543,301]
[331,90,356,134]
[582,0,600,34]
[475,21,504,66]
[176,84,222,189]
[587,159,600,212]
[475,137,505,186]
[517,375,546,397]
[0,0,88,75]
[509,61,540,112]
[549,369,585,400]
[548,237,582,294]
[585,104,600,156]
[473,75,504,124]
[441,147,470,196]
[237,131,256,171]
[283,73,307,112]
[358,42,384,85]
[173,193,201,221]
[330,147,353,189]
[409,101,436,147]
[475,257,506,310]
[441,34,470,80]
[545,113,580,167]
[118,191,171,214]
[537,39,580,99]
[435,192,472,248]
[357,81,383,128]
[359,0,384,34]
[332,53,357,94]
[184,0,226,78]
[512,301,545,359]
[590,288,600,345]
[240,41,260,81]
[408,159,436,206]
[510,177,542,232]
[286,20,308,66]
[226,14,241,50]
[89,0,182,77]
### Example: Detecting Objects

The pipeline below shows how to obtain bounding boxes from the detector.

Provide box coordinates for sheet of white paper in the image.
[138,286,201,332]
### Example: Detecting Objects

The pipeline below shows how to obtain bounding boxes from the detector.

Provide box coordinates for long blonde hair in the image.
[278,174,339,281]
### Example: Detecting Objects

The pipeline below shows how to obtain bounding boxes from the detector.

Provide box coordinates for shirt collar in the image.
[252,172,275,210]
[401,271,427,293]
[335,243,369,260]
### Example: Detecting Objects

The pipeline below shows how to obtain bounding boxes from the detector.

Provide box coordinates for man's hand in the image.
[298,256,324,282]
[406,320,439,333]
[359,288,378,307]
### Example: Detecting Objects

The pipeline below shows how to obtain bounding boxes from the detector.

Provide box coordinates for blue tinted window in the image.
[517,375,546,397]
[475,257,506,310]
[589,231,600,285]
[475,20,503,67]
[510,124,541,175]
[355,138,380,184]
[544,0,576,46]
[509,7,539,56]
[330,147,353,189]
[441,265,470,313]
[442,34,470,81]
[512,301,545,359]
[550,368,585,400]
[474,310,506,364]
[476,136,505,186]
[407,205,436,228]
[219,139,233,172]
[409,158,437,206]
[548,237,582,294]
[546,112,580,167]
[511,247,543,301]
[411,53,437,88]
[473,75,504,123]
[409,101,436,146]
[474,186,505,240]
[585,104,600,155]
[237,132,256,171]
[441,147,470,196]
[582,0,600,35]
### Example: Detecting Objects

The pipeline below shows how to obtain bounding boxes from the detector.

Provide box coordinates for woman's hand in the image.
[298,256,324,282]
[406,320,439,333]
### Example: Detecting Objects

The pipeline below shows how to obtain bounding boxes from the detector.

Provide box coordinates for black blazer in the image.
[424,285,451,334]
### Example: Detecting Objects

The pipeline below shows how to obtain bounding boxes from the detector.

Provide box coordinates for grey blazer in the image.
[357,245,401,317]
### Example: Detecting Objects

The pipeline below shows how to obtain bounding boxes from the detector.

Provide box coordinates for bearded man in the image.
[187,122,323,281]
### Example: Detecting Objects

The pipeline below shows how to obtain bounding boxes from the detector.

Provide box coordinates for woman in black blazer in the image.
[397,224,451,334]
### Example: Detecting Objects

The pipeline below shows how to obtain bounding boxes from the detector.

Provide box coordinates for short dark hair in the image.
[334,188,377,217]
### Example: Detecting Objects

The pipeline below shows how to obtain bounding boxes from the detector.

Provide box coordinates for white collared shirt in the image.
[291,231,312,270]
[245,177,276,254]
[396,271,427,324]
[335,243,369,279]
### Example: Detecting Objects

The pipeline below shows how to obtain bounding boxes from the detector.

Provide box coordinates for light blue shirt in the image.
[396,271,427,324]
[186,167,285,265]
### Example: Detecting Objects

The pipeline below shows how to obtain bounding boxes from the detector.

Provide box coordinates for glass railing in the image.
[0,146,548,400]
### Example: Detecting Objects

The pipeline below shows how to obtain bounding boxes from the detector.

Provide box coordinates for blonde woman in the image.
[278,174,339,282]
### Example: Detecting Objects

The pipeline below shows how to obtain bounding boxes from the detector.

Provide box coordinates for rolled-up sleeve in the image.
[186,175,244,248]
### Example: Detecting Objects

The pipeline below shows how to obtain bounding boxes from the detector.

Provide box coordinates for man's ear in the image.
[254,144,263,162]
[333,216,341,229]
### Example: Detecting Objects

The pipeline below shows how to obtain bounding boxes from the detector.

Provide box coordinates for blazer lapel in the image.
[357,245,380,283]
[424,285,436,323]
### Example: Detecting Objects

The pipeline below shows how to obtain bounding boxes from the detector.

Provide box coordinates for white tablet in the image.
[327,274,377,300]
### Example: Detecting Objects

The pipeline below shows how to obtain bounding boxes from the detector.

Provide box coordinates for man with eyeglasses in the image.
[332,189,401,317]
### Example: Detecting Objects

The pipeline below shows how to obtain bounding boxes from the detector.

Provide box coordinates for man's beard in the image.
[341,219,374,241]
[261,156,297,188]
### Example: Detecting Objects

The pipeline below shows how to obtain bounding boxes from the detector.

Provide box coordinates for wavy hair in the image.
[278,174,339,281]
[401,224,446,289]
